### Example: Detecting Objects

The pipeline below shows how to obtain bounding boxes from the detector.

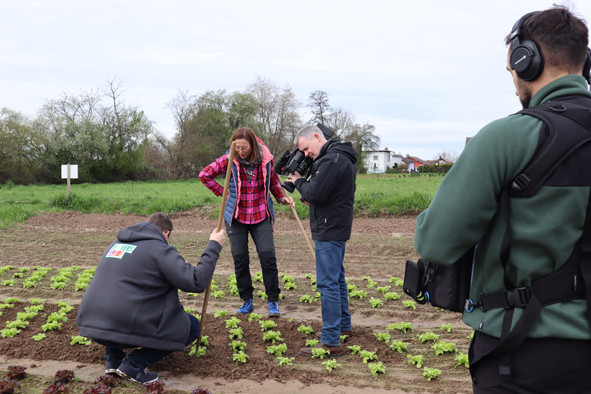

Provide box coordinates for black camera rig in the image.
[274,123,334,192]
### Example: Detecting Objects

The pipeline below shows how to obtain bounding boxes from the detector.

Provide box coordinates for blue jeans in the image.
[98,313,200,370]
[315,240,351,347]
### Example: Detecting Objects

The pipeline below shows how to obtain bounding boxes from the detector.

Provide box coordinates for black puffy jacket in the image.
[295,138,357,241]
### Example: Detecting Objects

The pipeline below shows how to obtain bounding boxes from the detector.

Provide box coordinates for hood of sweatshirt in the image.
[117,222,167,244]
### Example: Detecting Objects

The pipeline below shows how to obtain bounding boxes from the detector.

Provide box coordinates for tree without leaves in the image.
[139,135,177,180]
[96,79,153,180]
[308,90,331,125]
[340,122,380,152]
[165,90,198,178]
[247,76,302,155]
[324,108,355,139]
[341,122,380,173]
[322,107,380,174]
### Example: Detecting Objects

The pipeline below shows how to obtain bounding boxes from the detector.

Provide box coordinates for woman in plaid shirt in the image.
[199,127,293,317]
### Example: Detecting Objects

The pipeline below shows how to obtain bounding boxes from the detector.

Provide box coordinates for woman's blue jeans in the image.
[315,240,352,347]
[99,313,200,370]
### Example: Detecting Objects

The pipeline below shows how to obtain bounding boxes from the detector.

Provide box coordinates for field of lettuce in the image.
[0,175,475,393]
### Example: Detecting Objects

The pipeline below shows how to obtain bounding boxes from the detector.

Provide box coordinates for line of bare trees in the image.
[0,77,379,184]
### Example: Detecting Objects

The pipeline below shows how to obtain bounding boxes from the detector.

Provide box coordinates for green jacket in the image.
[415,75,591,340]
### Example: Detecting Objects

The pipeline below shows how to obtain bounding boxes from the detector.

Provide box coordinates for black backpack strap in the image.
[581,192,591,329]
[512,102,591,197]
[471,193,591,374]
[497,187,516,290]
[544,101,591,129]
[498,102,591,288]
[495,102,591,290]
[499,189,591,355]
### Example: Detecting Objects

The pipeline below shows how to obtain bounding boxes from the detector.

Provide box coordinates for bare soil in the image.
[0,210,473,393]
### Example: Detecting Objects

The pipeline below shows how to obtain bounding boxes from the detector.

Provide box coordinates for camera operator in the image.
[286,125,357,357]
[77,212,225,384]
[414,6,591,392]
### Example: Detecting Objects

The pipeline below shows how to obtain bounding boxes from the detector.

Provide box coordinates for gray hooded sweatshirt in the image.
[76,221,221,351]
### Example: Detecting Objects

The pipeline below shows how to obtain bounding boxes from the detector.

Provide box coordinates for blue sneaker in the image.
[236,299,253,314]
[116,359,158,384]
[268,301,280,318]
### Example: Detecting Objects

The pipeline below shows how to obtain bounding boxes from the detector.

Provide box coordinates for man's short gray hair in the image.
[296,125,321,141]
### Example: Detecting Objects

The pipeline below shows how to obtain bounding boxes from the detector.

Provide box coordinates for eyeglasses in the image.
[235,146,251,151]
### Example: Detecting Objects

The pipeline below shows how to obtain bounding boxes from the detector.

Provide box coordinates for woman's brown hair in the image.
[230,127,259,162]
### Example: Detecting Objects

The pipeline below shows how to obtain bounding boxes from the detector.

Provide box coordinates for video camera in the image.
[274,123,334,193]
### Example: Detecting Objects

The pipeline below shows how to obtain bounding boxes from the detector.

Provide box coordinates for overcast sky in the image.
[2,0,590,160]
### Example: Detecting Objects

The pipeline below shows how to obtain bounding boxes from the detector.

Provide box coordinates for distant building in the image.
[432,156,452,166]
[402,155,430,172]
[364,150,454,173]
[364,148,404,173]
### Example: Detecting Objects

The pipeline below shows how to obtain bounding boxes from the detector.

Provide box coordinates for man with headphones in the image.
[414,6,591,393]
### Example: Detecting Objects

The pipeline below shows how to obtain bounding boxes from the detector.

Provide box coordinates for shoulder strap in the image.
[472,190,591,373]
[500,101,591,283]
[511,101,591,197]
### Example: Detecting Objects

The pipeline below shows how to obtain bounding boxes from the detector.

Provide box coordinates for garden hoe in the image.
[197,141,236,348]
[290,204,315,263]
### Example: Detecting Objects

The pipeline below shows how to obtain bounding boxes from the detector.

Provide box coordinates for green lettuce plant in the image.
[266,343,287,357]
[389,340,408,353]
[368,361,385,379]
[423,367,442,381]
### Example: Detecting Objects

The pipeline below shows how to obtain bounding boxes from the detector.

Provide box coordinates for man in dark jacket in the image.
[286,125,357,357]
[76,212,225,384]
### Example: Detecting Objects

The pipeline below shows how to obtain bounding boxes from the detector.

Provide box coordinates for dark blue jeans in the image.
[97,313,200,370]
[315,240,352,347]
[225,218,280,302]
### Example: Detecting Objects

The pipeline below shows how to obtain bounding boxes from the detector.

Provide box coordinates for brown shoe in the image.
[299,343,342,357]
[315,330,353,342]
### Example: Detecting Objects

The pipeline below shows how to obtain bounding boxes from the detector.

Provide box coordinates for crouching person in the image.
[76,212,225,384]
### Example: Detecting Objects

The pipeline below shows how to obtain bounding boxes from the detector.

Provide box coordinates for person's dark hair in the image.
[230,127,259,162]
[148,212,173,233]
[505,6,589,74]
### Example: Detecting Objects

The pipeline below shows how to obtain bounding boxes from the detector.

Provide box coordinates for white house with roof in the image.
[364,148,404,173]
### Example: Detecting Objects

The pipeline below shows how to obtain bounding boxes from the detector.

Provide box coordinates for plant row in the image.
[0,297,76,339]
[0,265,96,291]
[0,296,471,387]
[182,272,425,313]
[182,307,471,383]
[0,266,429,313]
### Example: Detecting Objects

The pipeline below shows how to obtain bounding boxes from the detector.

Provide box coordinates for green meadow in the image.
[0,174,444,229]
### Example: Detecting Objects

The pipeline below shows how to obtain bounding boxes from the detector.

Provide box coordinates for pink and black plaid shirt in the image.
[199,154,285,224]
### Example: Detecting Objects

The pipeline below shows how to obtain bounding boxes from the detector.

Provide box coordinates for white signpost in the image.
[61,164,78,196]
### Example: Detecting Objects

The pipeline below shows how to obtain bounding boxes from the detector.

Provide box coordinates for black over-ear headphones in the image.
[509,12,543,81]
[510,11,591,85]
[583,48,591,85]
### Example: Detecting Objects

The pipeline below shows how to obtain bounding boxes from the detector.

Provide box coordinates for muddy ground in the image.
[0,210,473,393]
